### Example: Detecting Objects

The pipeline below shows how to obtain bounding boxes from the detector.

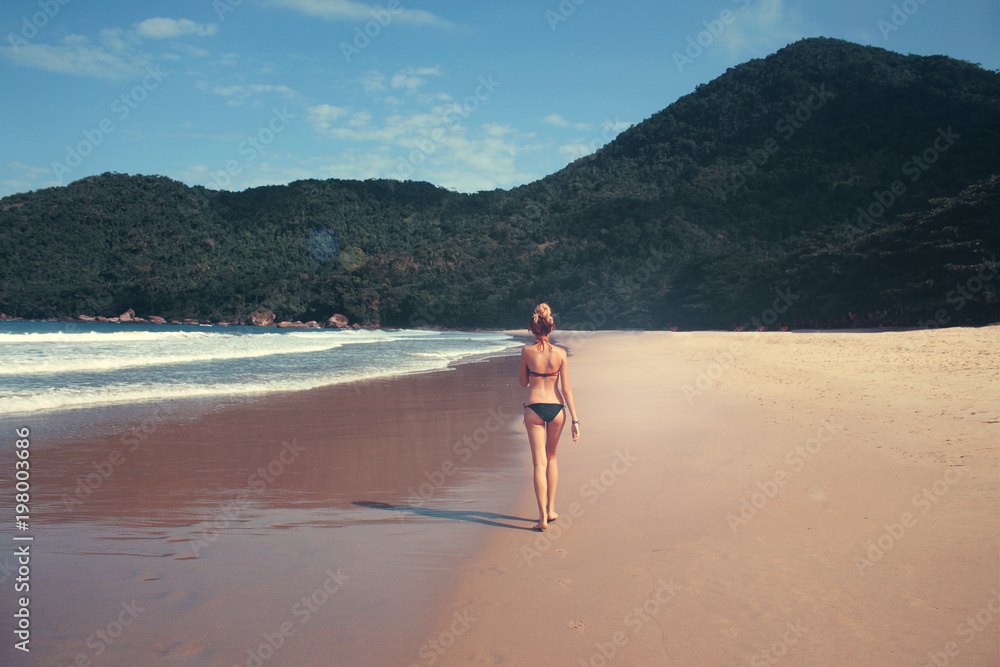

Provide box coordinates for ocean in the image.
[0,321,519,417]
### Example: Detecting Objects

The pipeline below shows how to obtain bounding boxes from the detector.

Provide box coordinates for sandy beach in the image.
[429,328,999,666]
[3,327,997,666]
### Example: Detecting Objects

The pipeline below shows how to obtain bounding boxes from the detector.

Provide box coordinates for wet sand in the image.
[431,328,999,666]
[0,355,531,666]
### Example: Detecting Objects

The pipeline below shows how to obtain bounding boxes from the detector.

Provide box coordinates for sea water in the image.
[0,321,519,416]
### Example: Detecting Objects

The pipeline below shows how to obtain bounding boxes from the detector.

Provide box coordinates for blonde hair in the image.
[529,303,554,350]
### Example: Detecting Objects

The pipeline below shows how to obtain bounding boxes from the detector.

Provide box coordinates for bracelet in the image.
[572,419,580,424]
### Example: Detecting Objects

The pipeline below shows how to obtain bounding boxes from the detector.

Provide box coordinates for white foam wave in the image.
[0,340,350,376]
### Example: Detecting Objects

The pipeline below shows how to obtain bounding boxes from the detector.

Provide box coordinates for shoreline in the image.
[0,353,533,666]
[423,329,999,665]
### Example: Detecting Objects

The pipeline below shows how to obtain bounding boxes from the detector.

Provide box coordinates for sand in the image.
[0,356,532,666]
[4,327,997,666]
[427,328,999,666]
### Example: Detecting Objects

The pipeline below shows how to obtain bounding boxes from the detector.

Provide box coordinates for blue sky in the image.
[1,0,997,197]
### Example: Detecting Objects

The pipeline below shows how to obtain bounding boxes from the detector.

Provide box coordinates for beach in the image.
[0,351,532,666]
[2,326,998,666]
[432,328,999,666]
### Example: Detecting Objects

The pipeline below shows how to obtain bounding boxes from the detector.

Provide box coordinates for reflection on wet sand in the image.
[4,354,528,666]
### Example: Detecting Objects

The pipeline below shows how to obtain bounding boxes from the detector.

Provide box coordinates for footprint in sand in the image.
[555,548,567,558]
[557,578,572,589]
[568,620,586,633]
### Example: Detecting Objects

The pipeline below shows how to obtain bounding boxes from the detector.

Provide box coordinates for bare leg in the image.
[545,412,565,521]
[524,408,549,530]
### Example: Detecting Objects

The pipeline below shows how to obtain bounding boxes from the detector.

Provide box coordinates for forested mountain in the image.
[2,38,998,329]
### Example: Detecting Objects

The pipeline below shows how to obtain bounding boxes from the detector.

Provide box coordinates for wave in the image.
[0,325,518,416]
[0,330,221,343]
[0,340,350,376]
[0,329,412,376]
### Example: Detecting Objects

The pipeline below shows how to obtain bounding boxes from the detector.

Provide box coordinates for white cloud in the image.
[305,98,536,191]
[264,0,456,29]
[211,83,297,106]
[172,43,212,58]
[558,142,594,161]
[135,18,218,40]
[359,70,386,92]
[555,118,632,162]
[0,31,148,79]
[391,66,442,91]
[543,113,593,131]
[307,104,352,132]
[713,0,807,61]
[1,163,60,197]
[0,18,216,80]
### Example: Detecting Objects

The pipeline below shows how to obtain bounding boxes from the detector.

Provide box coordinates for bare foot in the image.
[547,512,559,522]
[533,522,548,531]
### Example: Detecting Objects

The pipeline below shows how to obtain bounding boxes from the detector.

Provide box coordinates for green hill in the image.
[1,38,998,329]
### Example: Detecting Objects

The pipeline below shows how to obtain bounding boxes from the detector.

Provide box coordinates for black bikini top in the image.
[527,366,559,378]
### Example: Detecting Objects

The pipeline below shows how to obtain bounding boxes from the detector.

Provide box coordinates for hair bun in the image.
[534,303,552,322]
[529,303,555,339]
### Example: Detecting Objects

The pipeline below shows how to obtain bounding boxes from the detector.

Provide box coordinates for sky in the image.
[1,0,997,197]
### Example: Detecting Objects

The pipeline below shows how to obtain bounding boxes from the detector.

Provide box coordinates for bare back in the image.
[520,343,567,405]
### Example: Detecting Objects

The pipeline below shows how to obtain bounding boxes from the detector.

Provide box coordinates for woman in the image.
[519,303,580,531]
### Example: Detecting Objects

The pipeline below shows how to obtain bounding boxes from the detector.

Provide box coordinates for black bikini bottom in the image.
[524,403,564,423]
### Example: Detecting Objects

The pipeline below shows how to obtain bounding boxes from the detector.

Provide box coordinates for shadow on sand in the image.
[353,501,537,532]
